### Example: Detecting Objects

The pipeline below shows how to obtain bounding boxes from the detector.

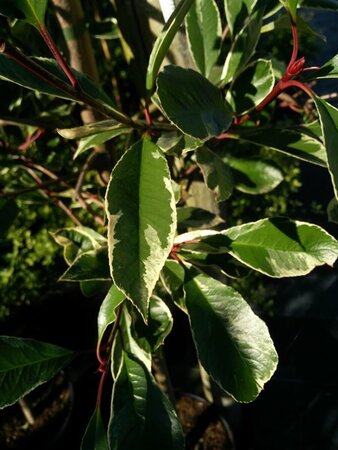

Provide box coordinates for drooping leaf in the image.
[105,138,176,321]
[312,96,338,199]
[81,408,109,450]
[0,0,48,27]
[108,352,184,450]
[0,55,114,106]
[224,0,258,37]
[221,7,264,85]
[146,0,195,94]
[196,146,233,201]
[185,0,222,78]
[226,157,284,194]
[227,59,275,114]
[157,66,233,140]
[74,128,131,159]
[222,217,338,277]
[97,285,125,348]
[232,125,327,166]
[184,269,278,402]
[0,336,75,409]
[60,246,111,281]
[177,206,222,230]
[52,227,106,266]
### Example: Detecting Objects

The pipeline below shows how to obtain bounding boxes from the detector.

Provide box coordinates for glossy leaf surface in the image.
[223,217,338,277]
[184,270,278,402]
[106,139,176,320]
[224,0,258,37]
[146,0,194,94]
[157,66,233,140]
[108,352,184,450]
[60,247,111,281]
[185,0,222,78]
[97,285,125,348]
[0,336,74,409]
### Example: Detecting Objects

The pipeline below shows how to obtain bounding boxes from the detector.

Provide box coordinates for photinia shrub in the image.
[0,0,337,448]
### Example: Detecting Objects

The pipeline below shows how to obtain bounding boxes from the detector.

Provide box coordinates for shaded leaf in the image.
[81,408,109,450]
[184,269,278,402]
[222,217,338,277]
[0,55,114,106]
[233,125,327,166]
[185,0,222,78]
[177,206,222,230]
[0,336,74,409]
[327,198,338,224]
[312,96,338,199]
[146,0,195,94]
[227,157,283,194]
[227,59,275,114]
[105,138,176,321]
[60,246,111,281]
[157,66,233,140]
[305,54,338,80]
[108,352,184,450]
[279,0,299,17]
[160,260,186,308]
[196,146,233,201]
[0,0,47,27]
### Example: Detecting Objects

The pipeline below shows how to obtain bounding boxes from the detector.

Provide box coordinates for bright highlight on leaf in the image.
[184,270,278,402]
[105,139,176,321]
[223,217,338,277]
[0,0,48,27]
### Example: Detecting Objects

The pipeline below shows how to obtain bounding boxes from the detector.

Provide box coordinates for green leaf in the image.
[184,270,278,402]
[0,199,18,236]
[81,408,109,450]
[300,0,338,9]
[0,56,114,106]
[105,138,176,321]
[304,54,338,80]
[160,260,186,309]
[221,7,264,85]
[233,125,327,166]
[58,120,125,139]
[185,0,222,78]
[222,217,338,277]
[227,59,275,114]
[156,66,233,141]
[0,0,47,27]
[80,280,111,298]
[146,0,195,94]
[226,157,284,194]
[60,246,111,281]
[312,96,338,199]
[196,146,233,201]
[97,285,125,348]
[52,227,106,266]
[0,336,74,409]
[224,0,258,37]
[74,128,131,159]
[279,0,298,17]
[177,206,222,230]
[108,352,184,450]
[132,296,173,352]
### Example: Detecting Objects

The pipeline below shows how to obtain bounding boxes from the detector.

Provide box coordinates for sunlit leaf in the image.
[184,269,278,402]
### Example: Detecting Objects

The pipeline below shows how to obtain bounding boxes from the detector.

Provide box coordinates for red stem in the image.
[288,15,299,70]
[37,25,79,89]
